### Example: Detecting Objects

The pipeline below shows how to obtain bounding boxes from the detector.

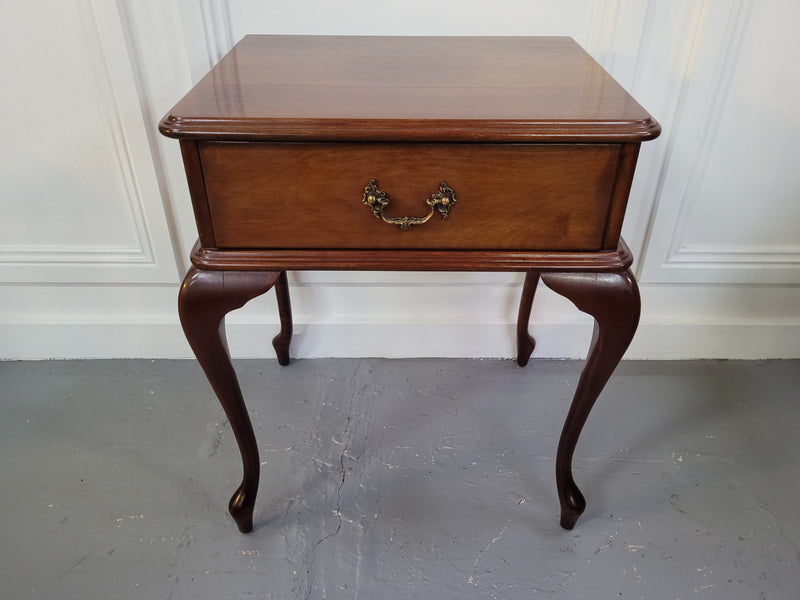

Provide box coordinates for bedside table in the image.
[160,35,660,533]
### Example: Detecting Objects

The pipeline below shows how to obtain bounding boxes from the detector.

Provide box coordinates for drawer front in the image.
[199,142,622,251]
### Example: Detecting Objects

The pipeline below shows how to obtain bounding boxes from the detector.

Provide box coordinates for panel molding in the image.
[637,0,800,283]
[0,244,151,265]
[667,244,800,266]
[588,0,623,71]
[0,0,154,268]
[663,0,755,263]
[588,0,653,91]
[0,0,178,284]
[0,0,180,283]
[627,0,656,97]
[632,0,709,276]
[198,0,233,65]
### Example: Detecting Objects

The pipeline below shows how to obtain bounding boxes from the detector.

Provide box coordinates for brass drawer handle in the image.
[362,179,457,231]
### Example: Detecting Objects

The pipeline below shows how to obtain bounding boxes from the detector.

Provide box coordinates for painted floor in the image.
[1,358,798,599]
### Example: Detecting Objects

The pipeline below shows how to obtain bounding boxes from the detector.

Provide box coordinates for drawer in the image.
[198,142,623,251]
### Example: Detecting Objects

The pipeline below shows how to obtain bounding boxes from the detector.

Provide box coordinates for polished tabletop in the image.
[160,35,660,143]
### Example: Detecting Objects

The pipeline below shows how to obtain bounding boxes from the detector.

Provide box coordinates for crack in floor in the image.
[296,360,363,600]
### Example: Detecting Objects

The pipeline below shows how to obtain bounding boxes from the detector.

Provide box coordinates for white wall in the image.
[1,0,798,360]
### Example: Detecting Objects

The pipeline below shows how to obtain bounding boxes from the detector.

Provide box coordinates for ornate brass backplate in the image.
[362,179,457,231]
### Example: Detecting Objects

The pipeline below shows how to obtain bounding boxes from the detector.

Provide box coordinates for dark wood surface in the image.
[160,35,660,143]
[271,270,292,366]
[163,35,659,533]
[516,271,541,367]
[189,239,636,272]
[178,267,282,532]
[541,270,641,529]
[601,142,642,248]
[178,140,215,248]
[200,142,621,250]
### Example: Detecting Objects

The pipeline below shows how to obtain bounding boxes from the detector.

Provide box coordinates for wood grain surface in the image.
[160,36,660,143]
[199,142,622,250]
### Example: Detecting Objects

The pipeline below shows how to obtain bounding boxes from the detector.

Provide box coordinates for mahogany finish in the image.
[160,36,659,143]
[271,270,292,366]
[516,271,541,367]
[189,239,637,273]
[178,267,280,532]
[178,140,215,248]
[162,35,660,533]
[200,142,621,251]
[541,270,641,529]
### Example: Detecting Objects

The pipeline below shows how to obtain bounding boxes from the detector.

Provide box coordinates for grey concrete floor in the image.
[1,359,798,599]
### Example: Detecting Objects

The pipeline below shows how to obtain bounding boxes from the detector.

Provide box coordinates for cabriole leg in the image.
[178,266,281,533]
[540,270,640,529]
[271,270,293,366]
[516,270,541,366]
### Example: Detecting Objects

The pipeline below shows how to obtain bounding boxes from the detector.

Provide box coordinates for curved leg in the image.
[178,266,280,533]
[541,270,640,529]
[516,271,541,366]
[271,270,293,366]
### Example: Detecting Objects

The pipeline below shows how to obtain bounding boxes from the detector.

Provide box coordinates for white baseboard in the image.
[1,320,797,360]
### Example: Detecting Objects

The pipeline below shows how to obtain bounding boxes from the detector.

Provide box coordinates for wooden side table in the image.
[160,35,660,533]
